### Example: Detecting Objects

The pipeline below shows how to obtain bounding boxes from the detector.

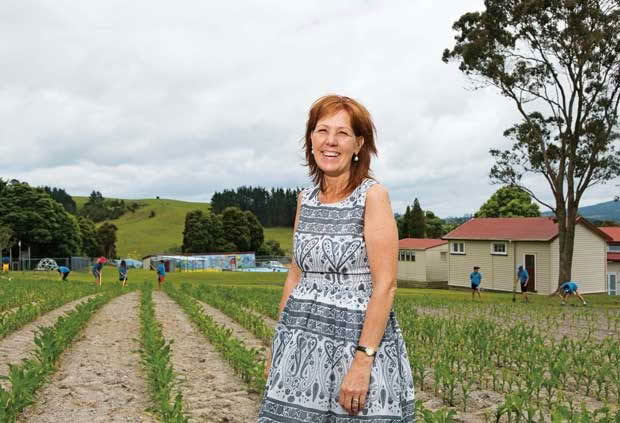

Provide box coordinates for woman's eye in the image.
[317,129,327,133]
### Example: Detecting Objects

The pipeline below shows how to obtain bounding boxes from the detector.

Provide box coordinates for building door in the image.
[524,254,536,292]
[609,273,617,296]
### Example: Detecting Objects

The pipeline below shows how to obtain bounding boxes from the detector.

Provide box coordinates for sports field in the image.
[0,269,618,422]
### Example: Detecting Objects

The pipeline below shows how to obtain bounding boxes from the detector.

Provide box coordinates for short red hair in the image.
[304,95,377,194]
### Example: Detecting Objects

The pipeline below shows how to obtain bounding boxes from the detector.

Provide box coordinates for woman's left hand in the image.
[338,356,372,415]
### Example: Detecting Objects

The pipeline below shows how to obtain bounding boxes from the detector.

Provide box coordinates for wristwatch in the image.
[356,345,376,357]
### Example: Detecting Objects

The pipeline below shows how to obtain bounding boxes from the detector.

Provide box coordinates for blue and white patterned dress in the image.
[259,179,415,422]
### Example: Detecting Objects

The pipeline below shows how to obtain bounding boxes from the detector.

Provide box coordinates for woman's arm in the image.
[276,191,304,317]
[264,192,304,378]
[339,183,398,415]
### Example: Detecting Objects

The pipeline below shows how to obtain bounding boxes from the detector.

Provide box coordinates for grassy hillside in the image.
[74,197,293,258]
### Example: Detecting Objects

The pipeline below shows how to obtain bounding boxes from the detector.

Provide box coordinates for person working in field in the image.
[118,260,128,287]
[156,260,165,289]
[92,257,105,286]
[259,95,415,421]
[516,265,529,303]
[470,266,482,300]
[57,265,71,281]
[553,281,587,306]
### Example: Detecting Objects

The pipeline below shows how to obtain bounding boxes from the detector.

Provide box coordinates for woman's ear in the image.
[356,136,364,154]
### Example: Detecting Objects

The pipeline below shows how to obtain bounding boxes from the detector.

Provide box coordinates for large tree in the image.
[475,186,541,218]
[443,0,620,285]
[410,199,426,238]
[96,222,118,259]
[0,180,81,257]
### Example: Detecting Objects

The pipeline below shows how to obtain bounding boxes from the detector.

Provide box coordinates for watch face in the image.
[366,347,376,356]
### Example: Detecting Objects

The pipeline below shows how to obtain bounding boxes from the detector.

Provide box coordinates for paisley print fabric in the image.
[258,179,415,422]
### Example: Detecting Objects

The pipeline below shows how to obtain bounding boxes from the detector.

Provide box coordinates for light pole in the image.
[18,240,21,272]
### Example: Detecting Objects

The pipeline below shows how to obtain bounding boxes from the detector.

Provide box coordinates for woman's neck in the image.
[321,173,352,202]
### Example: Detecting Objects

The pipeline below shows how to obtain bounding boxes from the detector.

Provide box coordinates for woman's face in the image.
[311,109,363,178]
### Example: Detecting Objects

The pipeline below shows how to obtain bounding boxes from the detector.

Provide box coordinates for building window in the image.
[440,252,447,262]
[399,250,415,262]
[451,242,464,254]
[609,245,620,252]
[491,242,507,255]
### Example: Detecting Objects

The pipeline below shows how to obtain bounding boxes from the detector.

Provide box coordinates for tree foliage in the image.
[41,186,77,214]
[182,208,264,254]
[475,186,541,218]
[77,216,101,257]
[0,180,81,257]
[443,0,620,284]
[211,186,299,227]
[0,224,14,258]
[398,199,452,239]
[96,222,118,259]
[80,191,139,223]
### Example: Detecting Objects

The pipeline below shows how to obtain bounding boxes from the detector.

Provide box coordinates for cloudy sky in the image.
[1,0,616,217]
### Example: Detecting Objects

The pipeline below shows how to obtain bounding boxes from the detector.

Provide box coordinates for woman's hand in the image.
[338,355,373,415]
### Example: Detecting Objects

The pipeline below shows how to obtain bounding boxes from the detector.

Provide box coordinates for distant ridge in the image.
[542,200,620,223]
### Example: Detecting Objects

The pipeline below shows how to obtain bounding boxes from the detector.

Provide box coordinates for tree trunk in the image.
[557,201,578,289]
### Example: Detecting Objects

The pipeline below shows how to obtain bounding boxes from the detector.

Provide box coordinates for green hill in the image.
[73,196,293,258]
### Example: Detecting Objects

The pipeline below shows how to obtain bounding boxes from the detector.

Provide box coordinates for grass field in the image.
[73,197,293,258]
[263,227,293,254]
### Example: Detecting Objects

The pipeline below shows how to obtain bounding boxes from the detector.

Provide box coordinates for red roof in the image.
[398,238,447,250]
[600,227,620,242]
[608,252,620,262]
[443,217,612,242]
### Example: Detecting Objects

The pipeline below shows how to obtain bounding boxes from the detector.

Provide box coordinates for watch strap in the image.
[356,345,376,357]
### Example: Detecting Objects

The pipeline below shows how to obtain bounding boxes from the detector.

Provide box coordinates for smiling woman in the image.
[259,95,415,422]
[304,95,378,198]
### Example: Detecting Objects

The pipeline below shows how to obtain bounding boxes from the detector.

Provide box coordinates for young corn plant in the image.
[138,283,188,422]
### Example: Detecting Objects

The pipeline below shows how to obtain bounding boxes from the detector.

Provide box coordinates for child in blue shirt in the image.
[119,260,128,287]
[515,265,530,303]
[156,260,166,290]
[470,266,482,300]
[554,281,587,306]
[57,266,71,281]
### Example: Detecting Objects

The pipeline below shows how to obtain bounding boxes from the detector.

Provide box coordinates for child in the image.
[92,258,105,286]
[515,265,529,303]
[119,260,128,287]
[57,265,71,281]
[156,260,166,289]
[554,281,587,306]
[470,266,482,300]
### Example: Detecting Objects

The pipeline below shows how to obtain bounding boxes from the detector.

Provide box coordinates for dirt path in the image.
[18,292,157,423]
[0,294,97,390]
[152,291,260,422]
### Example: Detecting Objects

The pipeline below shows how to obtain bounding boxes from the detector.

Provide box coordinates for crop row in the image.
[0,290,119,422]
[163,283,266,393]
[138,283,187,422]
[0,280,111,340]
[182,284,275,345]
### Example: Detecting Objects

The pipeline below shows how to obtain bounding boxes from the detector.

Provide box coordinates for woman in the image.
[259,95,415,422]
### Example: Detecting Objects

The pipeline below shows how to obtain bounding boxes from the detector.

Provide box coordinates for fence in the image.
[6,257,93,272]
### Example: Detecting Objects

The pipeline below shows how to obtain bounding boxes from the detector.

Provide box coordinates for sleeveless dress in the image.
[258,179,415,422]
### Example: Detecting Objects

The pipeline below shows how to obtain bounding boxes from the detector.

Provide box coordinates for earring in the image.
[311,150,314,155]
[353,154,359,162]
